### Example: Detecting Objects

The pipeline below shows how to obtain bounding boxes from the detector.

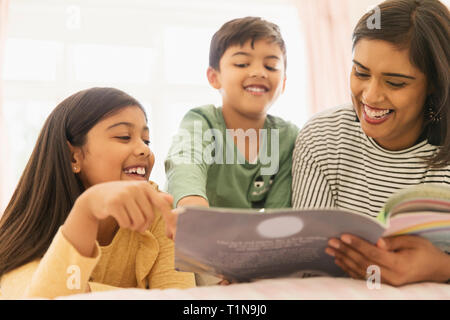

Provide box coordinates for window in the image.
[4,39,63,81]
[2,0,308,195]
[70,44,156,84]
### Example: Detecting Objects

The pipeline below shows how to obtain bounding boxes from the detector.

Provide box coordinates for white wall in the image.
[2,0,308,192]
[2,0,447,207]
[349,0,450,28]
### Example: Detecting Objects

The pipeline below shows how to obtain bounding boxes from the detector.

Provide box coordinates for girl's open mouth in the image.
[123,166,147,179]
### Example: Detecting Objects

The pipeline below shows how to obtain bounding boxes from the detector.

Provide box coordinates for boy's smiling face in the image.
[207,38,286,121]
[72,106,154,188]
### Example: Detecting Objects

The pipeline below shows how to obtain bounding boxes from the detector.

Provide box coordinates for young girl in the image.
[292,0,450,285]
[0,87,195,299]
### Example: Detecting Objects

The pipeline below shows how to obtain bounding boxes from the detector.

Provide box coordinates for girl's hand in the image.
[63,181,174,258]
[79,181,174,234]
[165,207,185,241]
[325,234,450,286]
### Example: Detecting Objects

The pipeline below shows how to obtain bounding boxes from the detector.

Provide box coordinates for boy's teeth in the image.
[364,105,391,118]
[246,86,266,93]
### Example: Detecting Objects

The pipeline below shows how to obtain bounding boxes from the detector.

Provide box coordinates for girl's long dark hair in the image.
[353,0,450,167]
[0,87,145,277]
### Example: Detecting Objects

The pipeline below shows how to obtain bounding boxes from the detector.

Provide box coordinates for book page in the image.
[175,208,385,281]
[384,212,450,252]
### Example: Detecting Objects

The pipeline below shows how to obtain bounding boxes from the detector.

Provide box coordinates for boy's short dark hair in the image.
[209,16,287,71]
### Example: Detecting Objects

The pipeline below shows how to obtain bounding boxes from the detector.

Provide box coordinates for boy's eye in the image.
[265,65,278,71]
[143,139,150,146]
[234,63,249,68]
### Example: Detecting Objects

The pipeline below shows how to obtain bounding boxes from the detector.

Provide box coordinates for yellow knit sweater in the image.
[0,204,195,299]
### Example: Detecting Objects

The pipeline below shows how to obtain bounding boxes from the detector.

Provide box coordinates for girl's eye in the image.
[386,81,406,88]
[115,136,150,145]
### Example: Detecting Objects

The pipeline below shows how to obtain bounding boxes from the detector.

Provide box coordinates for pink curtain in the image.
[295,0,353,115]
[0,0,9,215]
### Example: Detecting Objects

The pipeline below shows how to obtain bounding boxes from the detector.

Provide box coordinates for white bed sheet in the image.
[56,277,450,300]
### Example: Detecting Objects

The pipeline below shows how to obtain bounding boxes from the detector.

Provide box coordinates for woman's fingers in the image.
[326,235,420,286]
[334,258,365,280]
[326,235,395,280]
[326,238,370,270]
[335,235,396,269]
[379,235,425,251]
[327,242,368,279]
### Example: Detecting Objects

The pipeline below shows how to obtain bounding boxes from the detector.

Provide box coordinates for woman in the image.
[292,0,450,285]
[0,87,194,299]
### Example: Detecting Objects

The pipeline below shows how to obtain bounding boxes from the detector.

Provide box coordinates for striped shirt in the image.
[292,105,450,217]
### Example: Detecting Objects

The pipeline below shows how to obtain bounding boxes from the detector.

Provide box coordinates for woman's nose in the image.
[363,78,384,105]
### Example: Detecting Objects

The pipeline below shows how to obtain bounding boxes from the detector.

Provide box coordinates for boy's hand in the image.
[177,195,209,208]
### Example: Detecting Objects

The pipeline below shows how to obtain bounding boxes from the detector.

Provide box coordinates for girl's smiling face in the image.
[72,105,154,188]
[350,39,430,150]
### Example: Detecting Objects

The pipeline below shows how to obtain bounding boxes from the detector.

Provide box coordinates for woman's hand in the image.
[325,234,450,286]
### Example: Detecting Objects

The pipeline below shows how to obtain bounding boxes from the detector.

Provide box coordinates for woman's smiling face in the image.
[350,39,430,150]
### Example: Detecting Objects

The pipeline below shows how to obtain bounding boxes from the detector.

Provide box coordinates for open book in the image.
[174,184,450,282]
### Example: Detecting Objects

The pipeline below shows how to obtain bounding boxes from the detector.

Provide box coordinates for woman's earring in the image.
[73,165,79,173]
[427,96,441,123]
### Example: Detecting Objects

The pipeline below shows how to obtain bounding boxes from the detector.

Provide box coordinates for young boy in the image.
[165,16,299,210]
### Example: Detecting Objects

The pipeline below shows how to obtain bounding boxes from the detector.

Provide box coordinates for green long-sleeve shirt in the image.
[164,105,299,209]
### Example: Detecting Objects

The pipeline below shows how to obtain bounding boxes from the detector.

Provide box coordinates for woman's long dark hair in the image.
[0,87,145,277]
[353,0,450,167]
